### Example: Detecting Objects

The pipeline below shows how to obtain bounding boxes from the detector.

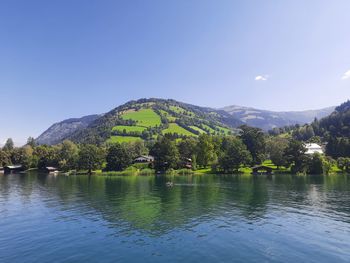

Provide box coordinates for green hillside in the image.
[68,98,241,144]
[120,109,161,127]
[189,125,206,134]
[162,123,196,136]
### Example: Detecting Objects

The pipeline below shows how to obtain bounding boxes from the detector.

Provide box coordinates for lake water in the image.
[0,173,349,263]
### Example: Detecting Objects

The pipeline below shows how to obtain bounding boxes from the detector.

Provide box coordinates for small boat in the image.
[166,182,174,187]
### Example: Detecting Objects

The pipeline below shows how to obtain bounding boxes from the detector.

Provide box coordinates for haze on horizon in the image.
[1,0,350,144]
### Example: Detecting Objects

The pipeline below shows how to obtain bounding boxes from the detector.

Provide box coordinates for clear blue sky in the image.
[1,0,350,144]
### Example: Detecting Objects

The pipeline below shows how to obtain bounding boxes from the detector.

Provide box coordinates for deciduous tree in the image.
[106,143,132,171]
[239,125,266,164]
[150,135,179,171]
[266,137,288,168]
[78,144,105,174]
[218,136,252,173]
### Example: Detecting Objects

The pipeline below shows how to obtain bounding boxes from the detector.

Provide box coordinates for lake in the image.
[0,173,349,262]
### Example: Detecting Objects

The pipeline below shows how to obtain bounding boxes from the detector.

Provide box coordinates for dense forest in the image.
[270,100,350,158]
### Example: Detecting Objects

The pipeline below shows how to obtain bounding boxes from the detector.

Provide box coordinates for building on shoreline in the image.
[4,165,24,174]
[134,155,154,163]
[305,143,324,155]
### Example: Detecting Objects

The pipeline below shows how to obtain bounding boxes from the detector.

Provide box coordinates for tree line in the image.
[1,124,345,175]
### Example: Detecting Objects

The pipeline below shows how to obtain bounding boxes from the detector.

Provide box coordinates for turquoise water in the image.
[0,173,349,262]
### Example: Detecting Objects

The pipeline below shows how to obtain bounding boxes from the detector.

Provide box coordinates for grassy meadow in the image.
[121,109,161,127]
[162,123,195,136]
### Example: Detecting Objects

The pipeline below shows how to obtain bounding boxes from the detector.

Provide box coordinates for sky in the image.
[1,0,350,144]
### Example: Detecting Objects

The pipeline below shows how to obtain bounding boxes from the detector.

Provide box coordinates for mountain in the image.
[221,105,335,131]
[36,98,337,145]
[36,99,242,145]
[35,114,101,145]
[66,98,243,145]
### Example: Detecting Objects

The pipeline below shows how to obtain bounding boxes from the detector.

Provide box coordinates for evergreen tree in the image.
[26,137,36,148]
[3,138,14,151]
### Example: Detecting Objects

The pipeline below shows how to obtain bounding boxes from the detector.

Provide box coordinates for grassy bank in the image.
[72,159,345,176]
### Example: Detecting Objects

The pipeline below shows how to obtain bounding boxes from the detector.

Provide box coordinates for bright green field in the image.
[189,126,207,134]
[107,136,143,143]
[121,109,161,127]
[112,125,146,133]
[162,123,195,136]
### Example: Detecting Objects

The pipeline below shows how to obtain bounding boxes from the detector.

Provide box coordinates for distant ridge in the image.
[36,114,102,145]
[221,105,335,131]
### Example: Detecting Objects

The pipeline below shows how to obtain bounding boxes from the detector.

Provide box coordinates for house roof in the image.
[46,167,58,170]
[135,155,154,161]
[305,143,322,149]
[5,165,23,169]
[304,143,323,154]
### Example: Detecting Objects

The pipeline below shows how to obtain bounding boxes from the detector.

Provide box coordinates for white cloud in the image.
[341,70,350,80]
[255,75,269,81]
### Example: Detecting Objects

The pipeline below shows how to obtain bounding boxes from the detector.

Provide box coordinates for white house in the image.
[134,155,154,163]
[305,143,324,155]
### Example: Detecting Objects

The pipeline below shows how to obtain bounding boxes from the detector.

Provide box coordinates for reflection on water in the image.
[0,173,350,262]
